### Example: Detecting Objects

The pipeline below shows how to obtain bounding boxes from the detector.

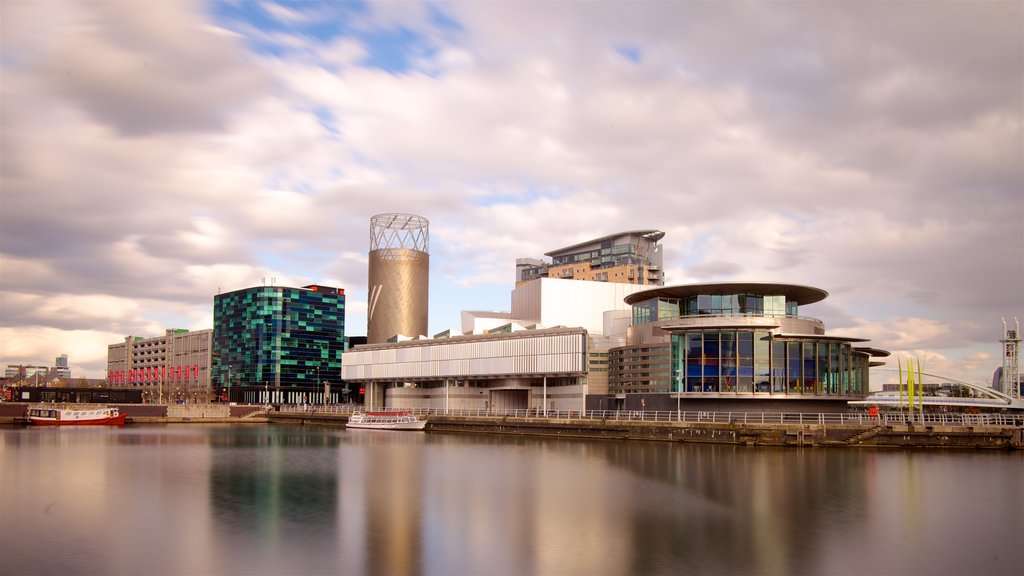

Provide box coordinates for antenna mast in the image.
[1001,318,1020,399]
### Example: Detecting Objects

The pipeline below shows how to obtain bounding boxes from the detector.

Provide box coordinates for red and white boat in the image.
[27,405,127,426]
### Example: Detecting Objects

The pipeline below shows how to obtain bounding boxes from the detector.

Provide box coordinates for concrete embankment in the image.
[266,412,1024,450]
[3,403,1019,449]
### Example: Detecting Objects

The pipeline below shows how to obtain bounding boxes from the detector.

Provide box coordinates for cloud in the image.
[7,1,267,136]
[1,0,1020,385]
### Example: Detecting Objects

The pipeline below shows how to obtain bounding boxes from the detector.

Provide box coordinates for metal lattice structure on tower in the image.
[367,213,429,344]
[1002,318,1020,399]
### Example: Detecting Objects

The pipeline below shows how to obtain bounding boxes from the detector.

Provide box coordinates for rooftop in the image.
[623,282,829,306]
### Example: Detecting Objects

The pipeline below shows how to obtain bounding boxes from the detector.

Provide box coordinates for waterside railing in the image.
[279,404,1023,427]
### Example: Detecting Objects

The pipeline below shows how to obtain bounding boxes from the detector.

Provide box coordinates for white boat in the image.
[346,411,427,431]
[27,405,127,426]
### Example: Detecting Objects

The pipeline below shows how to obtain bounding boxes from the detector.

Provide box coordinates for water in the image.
[1,425,1022,576]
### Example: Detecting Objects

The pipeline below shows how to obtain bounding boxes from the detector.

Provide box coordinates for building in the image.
[4,354,71,380]
[212,284,346,404]
[367,213,429,344]
[516,230,665,287]
[602,282,888,412]
[107,329,213,403]
[343,226,887,413]
[342,326,589,411]
[54,354,71,378]
[4,365,50,379]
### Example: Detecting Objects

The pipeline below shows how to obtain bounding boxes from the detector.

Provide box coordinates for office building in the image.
[212,284,346,404]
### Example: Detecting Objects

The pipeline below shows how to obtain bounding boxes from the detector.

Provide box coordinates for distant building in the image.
[516,230,665,287]
[107,329,213,403]
[4,354,73,386]
[54,354,71,379]
[4,365,50,379]
[212,284,346,404]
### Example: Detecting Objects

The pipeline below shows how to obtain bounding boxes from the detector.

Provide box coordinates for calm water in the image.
[1,425,1022,576]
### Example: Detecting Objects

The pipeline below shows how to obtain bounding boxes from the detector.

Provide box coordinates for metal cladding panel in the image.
[512,278,650,335]
[341,332,586,380]
[367,248,429,344]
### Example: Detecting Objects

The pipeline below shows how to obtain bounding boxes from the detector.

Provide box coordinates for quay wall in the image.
[2,403,1020,449]
[264,412,1024,450]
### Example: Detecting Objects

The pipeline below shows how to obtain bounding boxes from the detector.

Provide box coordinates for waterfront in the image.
[1,425,1022,576]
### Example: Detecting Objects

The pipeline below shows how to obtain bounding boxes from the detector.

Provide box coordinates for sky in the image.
[1,0,1021,388]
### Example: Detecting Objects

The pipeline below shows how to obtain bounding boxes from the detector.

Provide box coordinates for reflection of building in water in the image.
[208,429,340,565]
[358,435,424,575]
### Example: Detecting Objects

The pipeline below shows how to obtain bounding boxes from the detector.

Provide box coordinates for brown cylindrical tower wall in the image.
[367,213,429,344]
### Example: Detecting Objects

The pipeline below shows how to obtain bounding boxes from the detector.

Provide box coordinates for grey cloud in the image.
[27,2,266,136]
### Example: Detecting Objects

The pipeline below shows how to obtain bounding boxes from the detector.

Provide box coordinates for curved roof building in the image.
[607,281,888,411]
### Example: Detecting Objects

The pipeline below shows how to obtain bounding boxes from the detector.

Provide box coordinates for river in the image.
[1,425,1021,576]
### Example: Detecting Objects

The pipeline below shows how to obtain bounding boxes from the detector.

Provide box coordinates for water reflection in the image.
[1,426,1022,576]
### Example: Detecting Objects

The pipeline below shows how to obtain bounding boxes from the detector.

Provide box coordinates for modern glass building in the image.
[212,285,346,402]
[605,282,888,410]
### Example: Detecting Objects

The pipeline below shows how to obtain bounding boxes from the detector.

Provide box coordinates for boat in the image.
[346,411,427,431]
[27,405,127,426]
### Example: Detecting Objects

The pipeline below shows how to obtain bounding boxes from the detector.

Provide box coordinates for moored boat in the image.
[346,411,426,431]
[27,405,127,426]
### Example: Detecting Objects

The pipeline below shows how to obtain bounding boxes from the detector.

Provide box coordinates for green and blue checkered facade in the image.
[213,285,345,391]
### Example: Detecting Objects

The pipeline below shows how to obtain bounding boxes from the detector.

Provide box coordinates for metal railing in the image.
[277,404,1024,427]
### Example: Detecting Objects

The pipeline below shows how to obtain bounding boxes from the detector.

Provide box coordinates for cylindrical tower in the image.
[367,213,429,344]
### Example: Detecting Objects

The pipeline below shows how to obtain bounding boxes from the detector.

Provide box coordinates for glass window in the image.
[737,332,753,392]
[702,331,720,392]
[816,343,829,394]
[772,341,787,393]
[787,341,802,393]
[697,295,712,315]
[720,331,735,393]
[658,299,680,320]
[754,331,771,393]
[803,343,817,394]
[685,332,702,392]
[828,343,841,394]
[684,297,698,316]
